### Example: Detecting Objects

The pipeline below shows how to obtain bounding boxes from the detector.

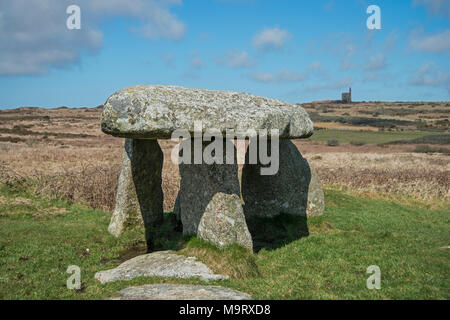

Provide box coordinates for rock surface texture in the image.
[108,139,164,240]
[111,284,252,300]
[101,85,321,251]
[101,85,313,139]
[242,140,324,218]
[95,251,228,283]
[177,139,253,250]
[306,166,325,217]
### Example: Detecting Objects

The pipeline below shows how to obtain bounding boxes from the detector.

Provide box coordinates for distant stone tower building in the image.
[341,87,352,103]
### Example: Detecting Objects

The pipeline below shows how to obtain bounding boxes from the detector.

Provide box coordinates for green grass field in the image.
[0,186,448,300]
[308,129,448,145]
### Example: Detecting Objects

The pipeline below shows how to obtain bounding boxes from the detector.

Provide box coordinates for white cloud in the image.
[410,62,450,92]
[413,0,450,20]
[216,50,255,68]
[0,0,186,75]
[309,33,359,71]
[190,57,204,69]
[252,27,291,50]
[306,78,353,92]
[364,54,387,71]
[384,30,400,52]
[249,69,305,83]
[324,1,335,12]
[162,53,176,67]
[340,41,358,70]
[340,60,354,71]
[307,61,328,78]
[409,28,450,55]
[226,50,254,68]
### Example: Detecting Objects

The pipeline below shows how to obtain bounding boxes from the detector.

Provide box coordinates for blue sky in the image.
[0,0,449,109]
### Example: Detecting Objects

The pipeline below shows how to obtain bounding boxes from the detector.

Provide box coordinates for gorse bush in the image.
[350,141,366,146]
[413,145,450,155]
[327,139,339,146]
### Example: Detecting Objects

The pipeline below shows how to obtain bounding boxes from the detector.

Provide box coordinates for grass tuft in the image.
[179,238,260,280]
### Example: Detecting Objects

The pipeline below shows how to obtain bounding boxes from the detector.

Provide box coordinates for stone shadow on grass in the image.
[245,213,309,252]
[105,212,189,263]
[241,139,313,252]
[242,140,312,218]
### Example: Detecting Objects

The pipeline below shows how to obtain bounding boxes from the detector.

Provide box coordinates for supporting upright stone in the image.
[305,166,325,217]
[242,140,324,218]
[108,139,164,250]
[176,139,253,251]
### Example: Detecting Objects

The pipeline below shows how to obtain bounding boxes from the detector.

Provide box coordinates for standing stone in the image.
[176,139,253,251]
[306,166,325,217]
[197,192,252,250]
[108,139,164,250]
[242,140,324,218]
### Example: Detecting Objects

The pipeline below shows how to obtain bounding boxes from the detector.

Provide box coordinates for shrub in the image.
[327,139,339,146]
[388,134,450,145]
[413,145,450,155]
[350,141,366,146]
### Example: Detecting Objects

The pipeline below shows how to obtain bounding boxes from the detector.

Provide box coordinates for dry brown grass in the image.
[0,106,448,211]
[32,164,121,211]
[314,122,379,131]
[304,101,449,121]
[308,152,449,201]
[0,144,181,212]
[1,145,448,212]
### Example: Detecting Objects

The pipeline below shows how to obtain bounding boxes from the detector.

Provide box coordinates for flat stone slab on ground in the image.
[110,284,252,300]
[95,251,228,283]
[101,85,313,139]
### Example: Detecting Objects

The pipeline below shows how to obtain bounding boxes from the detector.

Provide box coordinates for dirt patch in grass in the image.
[308,221,342,236]
[32,207,67,218]
[114,242,149,263]
[11,197,33,206]
[0,195,33,206]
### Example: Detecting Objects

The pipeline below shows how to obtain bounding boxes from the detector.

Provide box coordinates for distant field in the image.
[308,129,449,145]
[302,101,449,132]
